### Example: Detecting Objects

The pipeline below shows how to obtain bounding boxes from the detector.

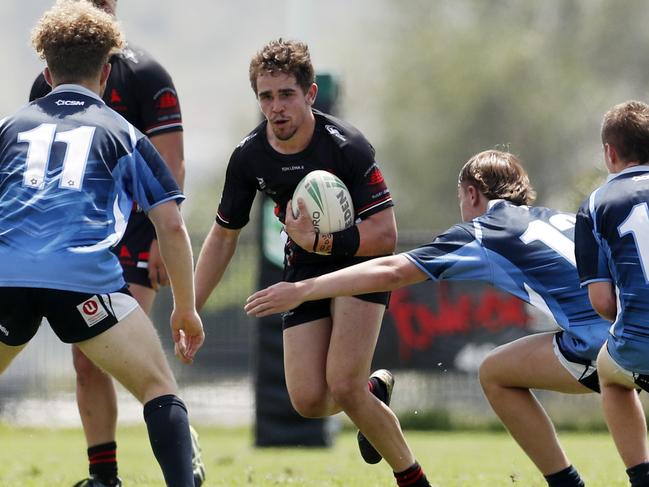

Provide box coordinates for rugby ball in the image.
[291,170,354,233]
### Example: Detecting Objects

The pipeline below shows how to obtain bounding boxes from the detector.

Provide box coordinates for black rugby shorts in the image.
[281,260,390,329]
[0,287,135,345]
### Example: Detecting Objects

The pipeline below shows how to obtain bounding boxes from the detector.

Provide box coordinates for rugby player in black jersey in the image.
[194,38,431,487]
[29,1,204,486]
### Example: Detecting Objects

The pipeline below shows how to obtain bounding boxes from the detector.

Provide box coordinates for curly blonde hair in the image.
[458,150,536,206]
[249,38,315,95]
[31,0,124,82]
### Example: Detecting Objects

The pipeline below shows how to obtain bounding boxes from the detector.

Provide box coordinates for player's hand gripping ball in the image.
[291,170,354,233]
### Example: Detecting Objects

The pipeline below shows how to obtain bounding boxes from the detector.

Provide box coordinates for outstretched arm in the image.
[245,254,427,317]
[148,201,204,363]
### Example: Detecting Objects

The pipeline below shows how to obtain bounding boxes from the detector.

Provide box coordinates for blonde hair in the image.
[31,0,124,82]
[459,150,536,205]
[249,38,315,95]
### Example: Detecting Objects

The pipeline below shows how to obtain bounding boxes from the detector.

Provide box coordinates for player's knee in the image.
[289,392,329,418]
[327,376,364,409]
[478,352,501,392]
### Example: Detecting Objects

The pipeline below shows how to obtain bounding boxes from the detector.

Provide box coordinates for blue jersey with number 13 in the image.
[576,166,649,373]
[405,200,609,363]
[0,84,183,293]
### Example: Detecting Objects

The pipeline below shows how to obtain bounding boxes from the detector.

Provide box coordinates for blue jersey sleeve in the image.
[575,196,611,286]
[114,136,184,212]
[404,224,493,282]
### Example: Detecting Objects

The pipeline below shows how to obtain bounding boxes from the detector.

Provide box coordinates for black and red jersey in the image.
[217,110,393,264]
[29,43,182,137]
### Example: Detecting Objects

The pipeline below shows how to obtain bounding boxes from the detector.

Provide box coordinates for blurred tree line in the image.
[373,0,649,233]
[188,0,649,242]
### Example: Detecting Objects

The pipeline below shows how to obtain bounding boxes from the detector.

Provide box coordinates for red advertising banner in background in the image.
[373,280,548,373]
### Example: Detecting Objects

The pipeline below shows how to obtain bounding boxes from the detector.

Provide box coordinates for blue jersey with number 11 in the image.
[0,84,183,293]
[576,166,649,373]
[405,200,609,362]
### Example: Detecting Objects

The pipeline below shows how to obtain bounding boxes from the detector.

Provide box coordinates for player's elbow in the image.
[155,216,187,239]
[380,258,410,290]
[588,282,617,322]
[592,301,616,322]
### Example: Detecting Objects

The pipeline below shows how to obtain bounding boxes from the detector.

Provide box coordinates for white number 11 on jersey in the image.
[18,123,96,191]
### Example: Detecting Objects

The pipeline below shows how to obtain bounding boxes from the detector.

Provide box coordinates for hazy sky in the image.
[3,1,395,207]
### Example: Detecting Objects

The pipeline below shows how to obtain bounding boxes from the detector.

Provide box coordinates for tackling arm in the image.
[244,254,427,317]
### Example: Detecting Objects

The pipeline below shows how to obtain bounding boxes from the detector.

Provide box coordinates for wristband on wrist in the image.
[330,225,360,256]
[312,233,320,253]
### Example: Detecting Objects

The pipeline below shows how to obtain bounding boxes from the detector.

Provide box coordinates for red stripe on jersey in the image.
[216,211,230,224]
[144,121,183,135]
[357,195,393,215]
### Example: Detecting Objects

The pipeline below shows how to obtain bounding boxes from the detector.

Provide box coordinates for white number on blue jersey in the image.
[618,202,649,283]
[18,123,96,191]
[520,214,576,266]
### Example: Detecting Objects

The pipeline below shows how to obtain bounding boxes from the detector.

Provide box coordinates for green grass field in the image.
[0,424,631,486]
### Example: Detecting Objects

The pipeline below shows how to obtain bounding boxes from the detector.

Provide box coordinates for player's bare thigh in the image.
[479,332,592,393]
[326,296,385,388]
[75,306,177,404]
[283,317,334,417]
[597,344,637,389]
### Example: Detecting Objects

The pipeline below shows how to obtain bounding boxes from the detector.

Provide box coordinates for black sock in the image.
[627,462,649,487]
[143,394,193,487]
[544,465,585,487]
[394,461,431,487]
[369,377,387,403]
[87,441,118,484]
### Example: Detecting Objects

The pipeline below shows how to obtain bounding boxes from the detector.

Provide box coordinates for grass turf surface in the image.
[0,424,630,486]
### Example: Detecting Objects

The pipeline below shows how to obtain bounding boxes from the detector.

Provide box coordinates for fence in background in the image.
[0,231,615,428]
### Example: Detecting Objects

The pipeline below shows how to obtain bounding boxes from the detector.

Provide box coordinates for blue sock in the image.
[143,394,193,487]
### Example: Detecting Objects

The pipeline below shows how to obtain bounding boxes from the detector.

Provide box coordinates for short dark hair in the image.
[31,0,124,82]
[459,150,536,205]
[249,38,315,95]
[601,100,649,165]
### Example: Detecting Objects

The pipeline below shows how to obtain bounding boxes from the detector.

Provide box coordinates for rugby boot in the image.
[357,369,395,464]
[190,425,206,486]
[72,476,122,487]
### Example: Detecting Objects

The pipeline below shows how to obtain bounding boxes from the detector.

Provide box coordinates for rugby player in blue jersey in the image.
[576,100,649,487]
[0,2,203,486]
[29,1,204,484]
[246,149,610,487]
